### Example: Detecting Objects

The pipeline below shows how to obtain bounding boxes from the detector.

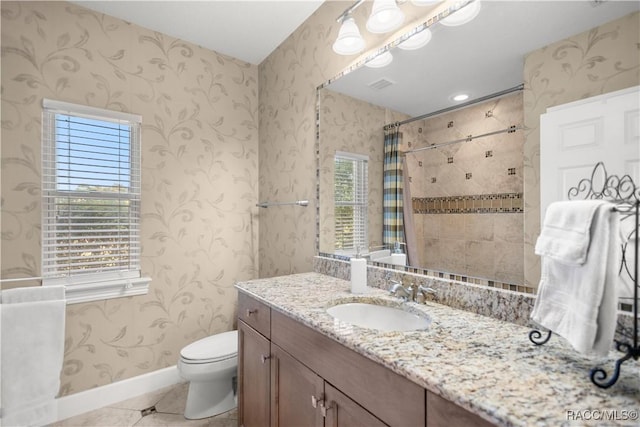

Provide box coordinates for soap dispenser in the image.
[350,247,368,294]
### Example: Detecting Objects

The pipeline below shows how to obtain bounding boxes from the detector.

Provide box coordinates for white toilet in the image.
[177,330,238,419]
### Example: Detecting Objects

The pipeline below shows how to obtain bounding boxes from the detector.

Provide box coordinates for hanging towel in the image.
[531,200,620,357]
[1,285,66,427]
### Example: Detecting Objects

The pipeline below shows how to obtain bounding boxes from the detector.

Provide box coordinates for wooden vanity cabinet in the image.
[238,293,272,427]
[238,320,271,427]
[238,292,496,427]
[270,343,324,426]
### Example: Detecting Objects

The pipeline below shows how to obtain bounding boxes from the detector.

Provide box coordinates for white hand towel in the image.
[531,201,620,357]
[1,286,66,427]
[535,200,606,266]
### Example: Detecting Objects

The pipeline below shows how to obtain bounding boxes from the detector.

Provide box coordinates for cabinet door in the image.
[271,343,324,427]
[238,320,271,427]
[323,383,387,427]
[426,391,495,427]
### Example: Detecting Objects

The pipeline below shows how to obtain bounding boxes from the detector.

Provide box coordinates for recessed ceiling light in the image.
[453,94,469,102]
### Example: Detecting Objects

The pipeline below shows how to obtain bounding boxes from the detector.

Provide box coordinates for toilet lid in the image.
[180,330,238,362]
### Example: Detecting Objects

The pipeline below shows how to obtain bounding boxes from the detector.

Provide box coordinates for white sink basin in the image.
[326,303,430,332]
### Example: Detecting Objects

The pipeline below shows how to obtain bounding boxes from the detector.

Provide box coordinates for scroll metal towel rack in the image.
[529,162,639,389]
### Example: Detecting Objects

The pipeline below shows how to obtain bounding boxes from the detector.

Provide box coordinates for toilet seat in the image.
[180,330,238,364]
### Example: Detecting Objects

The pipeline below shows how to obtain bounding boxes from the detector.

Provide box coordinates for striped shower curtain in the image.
[383,125,405,246]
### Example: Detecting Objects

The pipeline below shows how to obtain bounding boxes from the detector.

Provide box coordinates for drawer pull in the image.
[319,400,333,417]
[261,354,271,364]
[246,308,257,316]
[311,395,318,408]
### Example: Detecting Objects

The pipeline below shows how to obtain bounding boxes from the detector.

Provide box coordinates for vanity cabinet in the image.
[238,291,495,427]
[238,293,271,427]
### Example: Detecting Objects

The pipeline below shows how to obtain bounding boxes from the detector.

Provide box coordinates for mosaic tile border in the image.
[318,251,536,294]
[413,192,523,214]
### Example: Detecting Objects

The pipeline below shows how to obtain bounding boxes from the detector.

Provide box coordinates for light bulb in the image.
[441,1,481,27]
[367,0,405,34]
[398,28,432,50]
[333,16,365,55]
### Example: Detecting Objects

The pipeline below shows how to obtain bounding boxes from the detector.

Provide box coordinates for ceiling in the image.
[71,0,325,65]
[327,0,640,117]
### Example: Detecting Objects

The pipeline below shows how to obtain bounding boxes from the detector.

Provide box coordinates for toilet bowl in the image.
[177,330,238,419]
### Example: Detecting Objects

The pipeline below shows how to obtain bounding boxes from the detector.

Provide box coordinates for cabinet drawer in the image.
[271,310,425,427]
[238,292,271,338]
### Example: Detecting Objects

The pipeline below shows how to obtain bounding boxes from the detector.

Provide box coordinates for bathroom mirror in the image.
[317,0,639,286]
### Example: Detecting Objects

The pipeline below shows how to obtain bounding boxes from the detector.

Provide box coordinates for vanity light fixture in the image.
[366,0,405,34]
[398,27,432,50]
[333,14,366,55]
[452,93,469,101]
[410,0,441,5]
[440,0,481,26]
[365,51,394,68]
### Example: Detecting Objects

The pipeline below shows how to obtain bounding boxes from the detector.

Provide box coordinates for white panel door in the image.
[540,85,640,220]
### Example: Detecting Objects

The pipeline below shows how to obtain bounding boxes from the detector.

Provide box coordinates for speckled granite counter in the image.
[236,272,640,427]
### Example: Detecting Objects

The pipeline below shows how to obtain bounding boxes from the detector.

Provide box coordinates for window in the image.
[42,99,149,304]
[334,151,368,252]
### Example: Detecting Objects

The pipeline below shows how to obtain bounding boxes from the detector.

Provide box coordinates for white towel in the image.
[535,200,605,266]
[531,201,620,357]
[1,286,66,427]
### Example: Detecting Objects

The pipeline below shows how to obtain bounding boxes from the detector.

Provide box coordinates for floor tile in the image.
[154,382,190,414]
[110,382,187,411]
[133,411,236,427]
[52,406,142,427]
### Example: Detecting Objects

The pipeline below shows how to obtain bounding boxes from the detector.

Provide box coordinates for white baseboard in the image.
[56,365,182,422]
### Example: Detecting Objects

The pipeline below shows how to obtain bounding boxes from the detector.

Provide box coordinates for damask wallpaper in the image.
[522,12,640,288]
[318,88,386,253]
[257,1,444,277]
[1,1,258,395]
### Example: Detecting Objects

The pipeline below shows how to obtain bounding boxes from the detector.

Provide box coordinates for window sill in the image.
[60,276,151,305]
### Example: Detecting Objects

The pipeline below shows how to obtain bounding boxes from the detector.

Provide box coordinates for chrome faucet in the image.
[389,280,412,301]
[416,285,437,303]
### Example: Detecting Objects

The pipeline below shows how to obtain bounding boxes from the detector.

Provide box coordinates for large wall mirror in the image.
[317,0,638,287]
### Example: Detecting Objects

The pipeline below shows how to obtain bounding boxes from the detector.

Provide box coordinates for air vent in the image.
[368,78,395,91]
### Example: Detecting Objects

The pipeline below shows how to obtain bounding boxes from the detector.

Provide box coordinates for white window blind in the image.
[42,99,149,304]
[334,152,368,251]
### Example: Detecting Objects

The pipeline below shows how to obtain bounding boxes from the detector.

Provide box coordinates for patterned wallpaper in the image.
[1,1,258,395]
[318,88,386,253]
[522,12,640,288]
[257,1,443,277]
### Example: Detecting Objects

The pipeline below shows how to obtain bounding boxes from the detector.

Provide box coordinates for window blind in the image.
[334,152,368,251]
[42,99,142,287]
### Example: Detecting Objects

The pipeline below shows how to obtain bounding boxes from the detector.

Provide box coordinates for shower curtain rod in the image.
[384,83,524,131]
[403,125,522,155]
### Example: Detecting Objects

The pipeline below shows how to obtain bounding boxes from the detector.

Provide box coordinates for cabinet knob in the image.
[246,308,257,316]
[260,354,271,364]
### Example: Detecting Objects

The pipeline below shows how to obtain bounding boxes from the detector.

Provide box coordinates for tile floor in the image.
[52,382,237,427]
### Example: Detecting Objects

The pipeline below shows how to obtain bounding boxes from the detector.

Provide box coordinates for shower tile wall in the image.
[404,93,524,284]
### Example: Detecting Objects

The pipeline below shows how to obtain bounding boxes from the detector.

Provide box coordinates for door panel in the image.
[271,343,324,427]
[324,383,387,427]
[540,85,640,220]
[238,320,271,427]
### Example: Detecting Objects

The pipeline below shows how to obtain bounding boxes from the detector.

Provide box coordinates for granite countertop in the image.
[235,272,640,427]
